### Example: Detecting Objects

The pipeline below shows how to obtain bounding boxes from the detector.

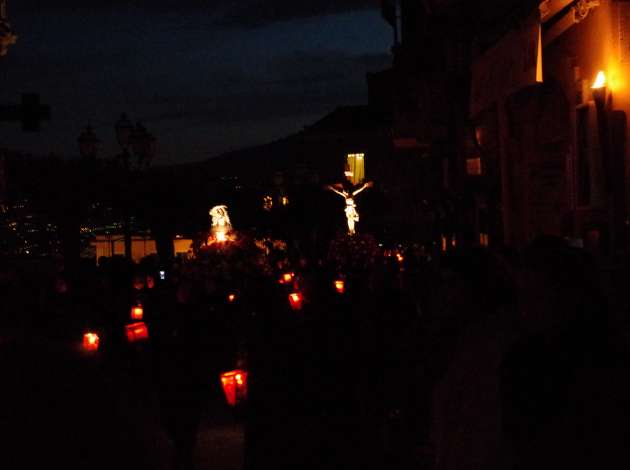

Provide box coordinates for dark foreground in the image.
[0,334,243,470]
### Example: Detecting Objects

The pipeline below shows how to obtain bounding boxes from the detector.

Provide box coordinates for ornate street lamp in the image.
[77,126,100,159]
[130,121,156,170]
[113,113,157,260]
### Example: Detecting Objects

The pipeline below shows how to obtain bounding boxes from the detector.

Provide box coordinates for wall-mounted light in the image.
[591,69,615,198]
[591,70,607,108]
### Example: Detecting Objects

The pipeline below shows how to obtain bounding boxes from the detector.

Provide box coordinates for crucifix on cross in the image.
[0,93,51,132]
[326,181,373,235]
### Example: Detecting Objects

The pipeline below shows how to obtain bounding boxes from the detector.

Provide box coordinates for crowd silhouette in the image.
[1,234,628,470]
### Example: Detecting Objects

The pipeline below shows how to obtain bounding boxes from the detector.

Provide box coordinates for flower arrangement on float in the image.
[185,205,274,286]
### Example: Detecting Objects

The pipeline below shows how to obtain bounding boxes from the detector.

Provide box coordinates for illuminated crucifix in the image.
[326,181,373,235]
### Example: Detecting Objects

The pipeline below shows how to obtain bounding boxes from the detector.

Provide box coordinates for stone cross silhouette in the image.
[0,94,51,132]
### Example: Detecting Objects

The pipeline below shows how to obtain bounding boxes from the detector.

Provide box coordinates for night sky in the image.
[1,1,392,165]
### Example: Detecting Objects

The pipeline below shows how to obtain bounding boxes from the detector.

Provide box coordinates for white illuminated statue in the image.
[209,205,232,242]
[327,182,373,235]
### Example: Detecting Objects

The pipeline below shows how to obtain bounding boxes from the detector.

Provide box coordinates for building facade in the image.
[469,0,630,256]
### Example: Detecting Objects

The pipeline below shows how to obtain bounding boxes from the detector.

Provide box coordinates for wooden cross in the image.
[0,93,51,131]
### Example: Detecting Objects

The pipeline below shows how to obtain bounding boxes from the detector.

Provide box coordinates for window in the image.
[346,153,365,185]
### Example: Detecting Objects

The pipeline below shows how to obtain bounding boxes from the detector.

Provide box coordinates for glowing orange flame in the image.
[220,369,248,406]
[592,71,607,89]
[334,280,345,294]
[228,293,236,303]
[288,292,303,310]
[125,322,149,342]
[83,332,100,351]
[131,306,144,320]
[279,272,294,284]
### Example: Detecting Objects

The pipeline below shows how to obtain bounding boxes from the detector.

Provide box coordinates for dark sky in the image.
[1,1,392,165]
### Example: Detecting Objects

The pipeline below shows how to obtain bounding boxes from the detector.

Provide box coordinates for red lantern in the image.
[83,332,100,351]
[125,322,149,343]
[220,369,248,406]
[334,279,345,294]
[288,292,303,311]
[131,305,144,320]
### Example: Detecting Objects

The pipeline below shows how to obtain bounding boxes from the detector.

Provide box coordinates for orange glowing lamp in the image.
[227,293,237,303]
[592,70,608,107]
[288,292,303,311]
[131,305,144,320]
[220,369,248,407]
[125,322,149,343]
[83,332,100,351]
[279,272,294,284]
[334,279,345,294]
[592,71,607,89]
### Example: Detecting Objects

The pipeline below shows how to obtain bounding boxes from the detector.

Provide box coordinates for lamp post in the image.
[113,113,157,261]
[77,116,155,262]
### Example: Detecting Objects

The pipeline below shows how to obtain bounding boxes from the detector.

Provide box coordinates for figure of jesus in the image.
[327,182,372,235]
